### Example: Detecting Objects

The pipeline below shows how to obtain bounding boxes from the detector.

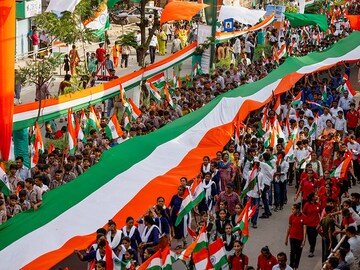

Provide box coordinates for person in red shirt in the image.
[228,240,248,270]
[31,30,39,60]
[346,103,359,133]
[285,203,307,270]
[302,192,321,257]
[295,169,316,207]
[300,163,319,184]
[318,183,339,211]
[96,43,106,63]
[256,246,277,270]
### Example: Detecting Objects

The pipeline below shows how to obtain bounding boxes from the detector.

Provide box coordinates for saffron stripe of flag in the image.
[48,142,55,154]
[120,84,129,107]
[273,95,281,115]
[148,83,162,102]
[192,247,211,270]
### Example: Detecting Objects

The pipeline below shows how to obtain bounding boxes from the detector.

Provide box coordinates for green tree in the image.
[136,0,161,67]
[35,0,106,68]
[17,57,62,123]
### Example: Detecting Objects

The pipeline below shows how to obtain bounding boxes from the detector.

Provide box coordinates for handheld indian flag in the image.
[81,109,87,130]
[179,225,207,261]
[193,61,203,77]
[48,142,55,154]
[105,114,123,140]
[308,112,319,137]
[299,153,311,170]
[241,203,257,244]
[306,100,324,110]
[128,98,142,121]
[291,91,302,106]
[75,117,87,143]
[277,44,287,59]
[31,122,44,167]
[241,163,259,198]
[272,45,279,64]
[148,72,166,89]
[148,83,162,103]
[193,247,212,270]
[330,157,352,178]
[284,138,295,160]
[164,84,175,108]
[161,245,178,270]
[257,107,268,137]
[84,2,110,37]
[138,249,162,270]
[342,74,356,99]
[305,0,315,6]
[273,96,281,115]
[233,199,251,231]
[123,111,132,131]
[173,72,180,88]
[192,179,205,206]
[175,186,193,226]
[67,109,77,155]
[120,84,129,107]
[88,105,101,132]
[0,162,11,196]
[322,83,328,103]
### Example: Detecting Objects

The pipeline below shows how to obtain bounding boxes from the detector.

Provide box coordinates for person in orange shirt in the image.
[112,42,120,68]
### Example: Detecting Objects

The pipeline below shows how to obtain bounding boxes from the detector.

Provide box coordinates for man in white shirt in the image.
[339,90,355,114]
[334,110,347,138]
[330,100,343,121]
[345,226,360,267]
[149,34,158,64]
[233,37,241,62]
[294,141,309,188]
[259,153,275,218]
[272,252,293,270]
[318,106,334,131]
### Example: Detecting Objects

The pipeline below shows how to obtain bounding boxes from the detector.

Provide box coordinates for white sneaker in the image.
[18,99,22,104]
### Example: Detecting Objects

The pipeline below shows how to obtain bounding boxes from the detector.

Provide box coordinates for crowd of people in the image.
[3,2,360,270]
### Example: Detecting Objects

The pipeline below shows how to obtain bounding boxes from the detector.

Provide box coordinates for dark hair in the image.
[25,178,34,185]
[277,252,287,260]
[307,192,315,202]
[327,256,339,268]
[9,164,17,170]
[145,247,155,256]
[122,236,131,243]
[15,156,24,162]
[126,249,135,257]
[108,219,116,226]
[98,239,106,248]
[96,228,107,235]
[345,226,356,234]
[126,216,134,223]
[233,240,243,246]
[19,189,27,197]
[96,260,106,267]
[96,233,105,241]
[144,215,154,225]
[293,203,301,211]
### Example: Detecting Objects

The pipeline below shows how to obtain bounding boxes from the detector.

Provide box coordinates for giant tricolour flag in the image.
[1,32,360,270]
[46,0,81,12]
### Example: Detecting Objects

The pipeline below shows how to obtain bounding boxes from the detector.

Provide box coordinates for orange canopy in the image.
[160,1,209,25]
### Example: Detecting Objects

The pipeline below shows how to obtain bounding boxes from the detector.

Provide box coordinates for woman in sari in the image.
[69,45,80,76]
[218,152,235,191]
[157,29,167,55]
[320,133,335,171]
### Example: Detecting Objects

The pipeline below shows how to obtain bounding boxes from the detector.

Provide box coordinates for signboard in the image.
[274,5,286,22]
[265,5,275,17]
[24,0,42,18]
[196,24,212,74]
[223,18,234,32]
[95,62,112,79]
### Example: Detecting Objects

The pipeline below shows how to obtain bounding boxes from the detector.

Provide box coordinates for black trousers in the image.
[307,226,318,253]
[149,46,156,64]
[121,54,129,68]
[290,238,303,268]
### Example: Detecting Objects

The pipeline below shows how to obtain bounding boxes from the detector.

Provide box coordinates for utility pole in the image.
[209,0,217,69]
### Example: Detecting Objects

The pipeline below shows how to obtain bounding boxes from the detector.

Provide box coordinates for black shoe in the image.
[268,212,272,216]
[252,223,258,228]
[259,214,269,219]
[274,207,279,212]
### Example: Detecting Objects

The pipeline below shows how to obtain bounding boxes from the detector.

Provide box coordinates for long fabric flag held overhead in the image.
[215,14,275,42]
[160,1,209,25]
[218,5,266,25]
[284,13,328,32]
[46,0,81,13]
[1,32,360,270]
